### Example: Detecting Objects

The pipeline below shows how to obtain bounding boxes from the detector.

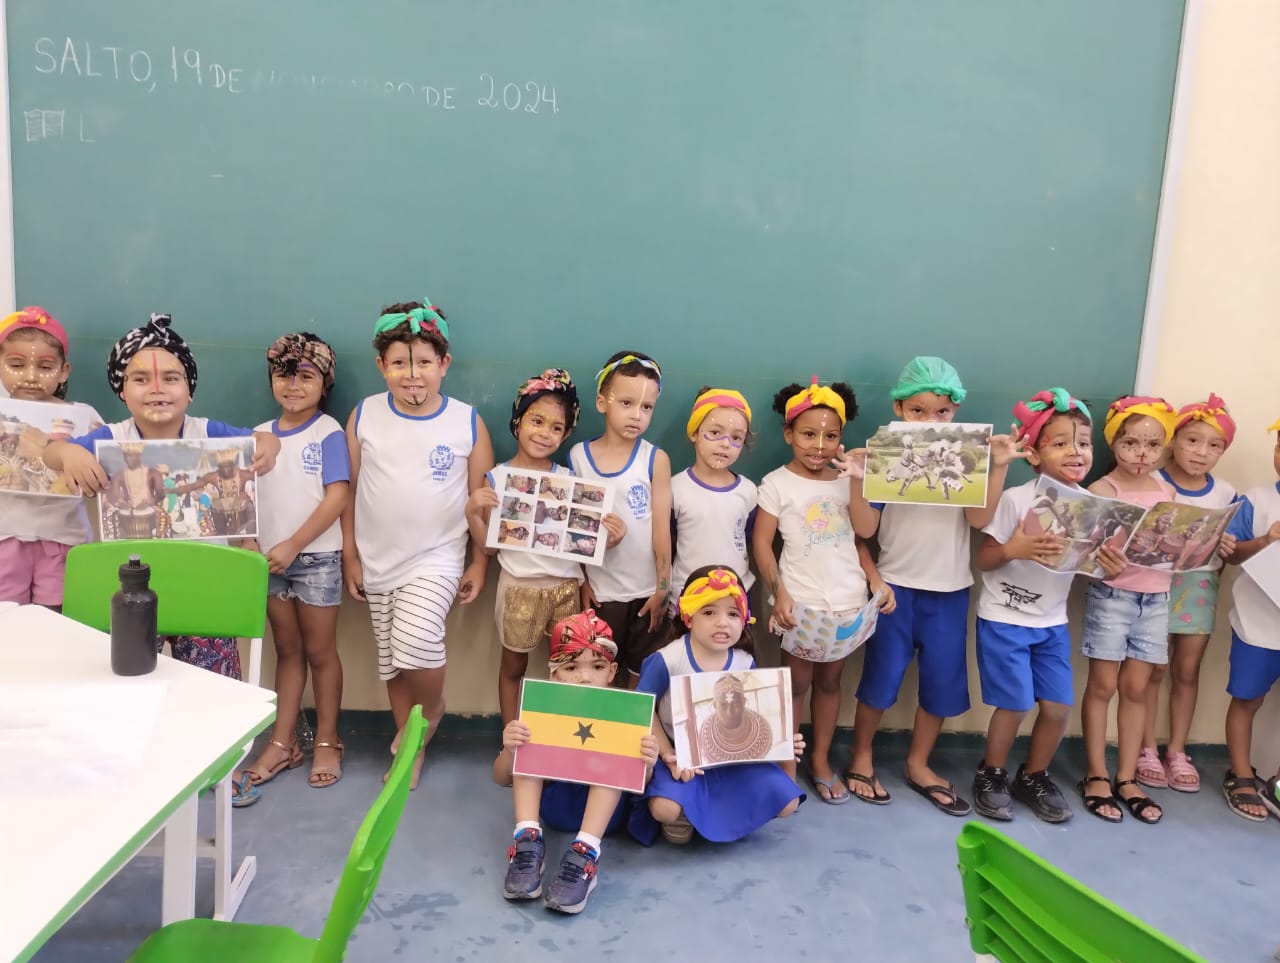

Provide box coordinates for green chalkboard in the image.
[6,2,1184,477]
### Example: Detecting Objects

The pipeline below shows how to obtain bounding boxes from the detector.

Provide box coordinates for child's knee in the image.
[1037,700,1071,728]
[1170,658,1201,688]
[648,797,683,824]
[1084,674,1117,702]
[777,798,801,819]
[1148,663,1167,686]
[1229,694,1265,716]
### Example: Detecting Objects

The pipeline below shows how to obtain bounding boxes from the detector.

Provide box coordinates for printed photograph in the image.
[501,495,533,520]
[498,520,532,546]
[539,477,569,501]
[568,508,602,533]
[572,482,606,505]
[862,422,992,508]
[565,533,598,558]
[533,528,561,550]
[1020,477,1147,576]
[535,500,568,524]
[670,668,793,770]
[97,437,258,541]
[505,473,536,494]
[485,466,612,566]
[778,591,885,663]
[1122,501,1240,572]
[0,398,101,497]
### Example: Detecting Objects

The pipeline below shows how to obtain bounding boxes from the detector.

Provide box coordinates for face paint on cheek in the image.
[404,344,425,406]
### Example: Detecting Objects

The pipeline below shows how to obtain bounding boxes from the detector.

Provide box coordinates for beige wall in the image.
[271,2,1280,755]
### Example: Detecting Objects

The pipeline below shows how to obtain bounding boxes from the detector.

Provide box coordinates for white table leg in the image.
[161,794,198,924]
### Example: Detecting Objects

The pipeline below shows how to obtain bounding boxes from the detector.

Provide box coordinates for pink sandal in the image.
[1163,751,1200,793]
[1135,746,1168,789]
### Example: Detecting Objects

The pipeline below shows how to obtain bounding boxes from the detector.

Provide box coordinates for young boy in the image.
[568,351,672,686]
[971,389,1124,822]
[842,356,1023,813]
[1221,417,1280,822]
[341,299,493,789]
[495,609,658,914]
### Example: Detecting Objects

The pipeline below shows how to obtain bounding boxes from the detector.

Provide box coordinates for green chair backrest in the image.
[956,823,1205,963]
[63,540,267,639]
[314,706,427,963]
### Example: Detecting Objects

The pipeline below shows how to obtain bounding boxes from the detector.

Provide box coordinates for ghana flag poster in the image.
[513,679,655,793]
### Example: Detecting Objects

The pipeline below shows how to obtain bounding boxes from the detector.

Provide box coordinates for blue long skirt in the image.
[645,762,804,842]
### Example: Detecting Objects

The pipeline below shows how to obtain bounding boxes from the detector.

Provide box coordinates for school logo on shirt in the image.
[802,497,852,556]
[300,442,323,476]
[429,444,456,482]
[733,516,747,552]
[626,483,650,519]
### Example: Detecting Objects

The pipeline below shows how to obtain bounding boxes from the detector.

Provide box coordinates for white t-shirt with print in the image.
[254,412,349,555]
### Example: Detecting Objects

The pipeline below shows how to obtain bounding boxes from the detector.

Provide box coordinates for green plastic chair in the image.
[128,705,429,962]
[64,539,270,920]
[956,823,1205,962]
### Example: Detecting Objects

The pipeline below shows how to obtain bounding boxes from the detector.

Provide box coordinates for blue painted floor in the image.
[33,726,1280,962]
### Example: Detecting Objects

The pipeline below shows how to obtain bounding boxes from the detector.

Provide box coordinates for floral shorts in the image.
[1168,569,1219,635]
[157,635,242,679]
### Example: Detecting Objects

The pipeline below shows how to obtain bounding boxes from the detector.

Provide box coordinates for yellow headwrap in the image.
[686,388,752,440]
[1268,417,1280,433]
[783,376,846,426]
[678,568,754,626]
[1102,396,1176,447]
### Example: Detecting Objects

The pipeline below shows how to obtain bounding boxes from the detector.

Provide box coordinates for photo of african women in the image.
[486,466,612,566]
[0,398,100,497]
[671,668,793,770]
[97,438,258,540]
[778,590,885,663]
[1122,500,1239,572]
[862,422,992,508]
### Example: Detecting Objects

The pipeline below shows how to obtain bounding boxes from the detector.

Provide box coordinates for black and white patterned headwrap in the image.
[107,313,198,398]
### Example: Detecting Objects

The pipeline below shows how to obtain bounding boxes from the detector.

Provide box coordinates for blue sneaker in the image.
[503,829,545,900]
[544,841,600,915]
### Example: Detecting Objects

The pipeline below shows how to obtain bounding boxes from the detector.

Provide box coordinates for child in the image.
[638,565,804,844]
[568,351,672,685]
[1221,417,1280,821]
[242,334,349,791]
[0,307,103,607]
[341,298,493,788]
[466,368,584,724]
[1077,397,1181,825]
[1139,394,1239,792]
[971,389,1124,823]
[494,610,659,913]
[753,378,895,803]
[670,387,757,621]
[842,357,1023,813]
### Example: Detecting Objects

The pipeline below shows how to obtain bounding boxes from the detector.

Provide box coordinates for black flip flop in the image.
[1114,778,1162,824]
[843,770,891,805]
[904,774,970,816]
[1077,775,1122,824]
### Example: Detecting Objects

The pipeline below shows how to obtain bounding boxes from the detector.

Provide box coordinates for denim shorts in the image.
[267,550,343,607]
[1081,582,1169,665]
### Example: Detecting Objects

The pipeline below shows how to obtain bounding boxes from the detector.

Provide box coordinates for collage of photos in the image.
[96,437,258,541]
[776,589,886,663]
[670,668,794,771]
[486,467,612,566]
[0,398,100,497]
[862,421,993,508]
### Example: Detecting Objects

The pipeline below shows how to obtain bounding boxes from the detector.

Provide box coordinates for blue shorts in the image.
[855,585,971,718]
[267,550,342,607]
[1227,632,1280,701]
[975,618,1074,711]
[1080,582,1168,664]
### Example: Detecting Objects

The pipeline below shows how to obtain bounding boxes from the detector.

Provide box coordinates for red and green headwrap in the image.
[1012,388,1091,447]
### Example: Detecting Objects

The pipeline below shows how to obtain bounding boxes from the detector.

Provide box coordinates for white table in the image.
[0,605,276,963]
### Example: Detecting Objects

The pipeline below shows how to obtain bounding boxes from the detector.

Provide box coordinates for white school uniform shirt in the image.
[254,412,349,555]
[1227,482,1280,651]
[1156,469,1238,572]
[874,501,973,593]
[0,401,102,545]
[490,462,582,581]
[671,468,757,593]
[757,467,868,610]
[637,635,756,740]
[976,479,1077,627]
[568,438,656,602]
[353,393,476,594]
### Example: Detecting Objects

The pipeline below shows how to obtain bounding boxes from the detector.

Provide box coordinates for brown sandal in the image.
[245,739,304,786]
[309,741,344,789]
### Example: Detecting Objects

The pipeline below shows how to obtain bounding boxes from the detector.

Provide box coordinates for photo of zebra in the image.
[862,422,992,508]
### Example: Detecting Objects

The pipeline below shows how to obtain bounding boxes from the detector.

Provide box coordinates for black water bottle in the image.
[111,555,158,676]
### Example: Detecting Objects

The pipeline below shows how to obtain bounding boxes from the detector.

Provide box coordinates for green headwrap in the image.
[373,298,449,341]
[890,356,966,404]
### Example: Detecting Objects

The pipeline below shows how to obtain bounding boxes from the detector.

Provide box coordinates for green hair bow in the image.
[373,298,449,340]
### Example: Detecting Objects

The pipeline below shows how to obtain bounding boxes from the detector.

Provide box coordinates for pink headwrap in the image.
[1174,393,1236,448]
[1012,388,1092,447]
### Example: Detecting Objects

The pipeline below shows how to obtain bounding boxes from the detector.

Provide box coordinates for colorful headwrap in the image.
[1174,393,1236,448]
[510,367,579,438]
[686,388,752,440]
[783,376,847,426]
[107,313,198,398]
[549,609,618,665]
[1103,396,1176,446]
[890,356,967,404]
[1012,388,1092,447]
[0,306,69,356]
[678,567,754,626]
[1268,417,1280,433]
[594,353,662,395]
[373,298,449,342]
[266,332,337,393]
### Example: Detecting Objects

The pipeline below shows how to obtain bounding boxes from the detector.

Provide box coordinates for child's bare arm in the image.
[847,483,881,539]
[1228,520,1280,565]
[44,440,109,494]
[493,720,531,787]
[341,408,365,602]
[265,481,349,574]
[752,508,797,629]
[641,449,674,628]
[458,416,496,604]
[856,538,897,612]
[966,427,1026,529]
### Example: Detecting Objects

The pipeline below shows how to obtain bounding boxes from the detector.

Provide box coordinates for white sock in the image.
[514,821,540,838]
[574,831,602,855]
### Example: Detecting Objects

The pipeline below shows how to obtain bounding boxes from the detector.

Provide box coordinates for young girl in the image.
[670,387,757,623]
[242,334,349,791]
[638,565,804,844]
[466,368,583,724]
[0,307,102,607]
[1078,397,1178,824]
[753,379,894,804]
[1139,394,1239,792]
